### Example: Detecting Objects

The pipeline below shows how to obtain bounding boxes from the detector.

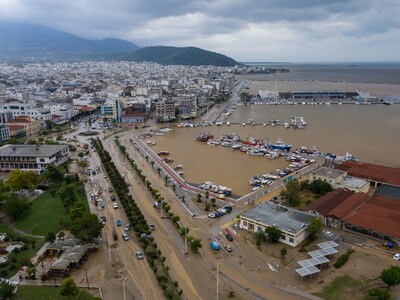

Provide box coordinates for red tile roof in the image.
[328,192,368,219]
[303,189,353,216]
[336,161,400,186]
[344,196,400,239]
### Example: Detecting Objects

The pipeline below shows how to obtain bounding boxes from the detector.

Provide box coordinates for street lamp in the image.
[216,260,224,300]
[123,278,126,300]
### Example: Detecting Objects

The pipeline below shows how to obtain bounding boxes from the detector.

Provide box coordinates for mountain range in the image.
[0,22,239,66]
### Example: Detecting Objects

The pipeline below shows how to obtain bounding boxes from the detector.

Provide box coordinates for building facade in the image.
[6,116,41,135]
[239,202,314,247]
[0,144,69,172]
[155,99,176,122]
[101,99,121,122]
[0,124,10,142]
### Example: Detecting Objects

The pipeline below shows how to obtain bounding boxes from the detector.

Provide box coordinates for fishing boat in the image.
[270,139,292,151]
[163,158,174,163]
[195,133,214,142]
[158,150,169,156]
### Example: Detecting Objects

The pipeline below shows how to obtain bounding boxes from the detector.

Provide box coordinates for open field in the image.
[313,275,363,300]
[14,184,89,236]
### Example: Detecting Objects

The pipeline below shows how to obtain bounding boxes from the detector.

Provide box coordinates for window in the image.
[289,237,294,243]
[243,221,248,226]
[39,158,45,162]
[280,234,286,240]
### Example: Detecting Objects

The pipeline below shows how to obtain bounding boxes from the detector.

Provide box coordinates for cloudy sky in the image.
[1,0,399,62]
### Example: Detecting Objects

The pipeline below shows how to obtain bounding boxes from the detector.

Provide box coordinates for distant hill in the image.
[0,22,239,66]
[0,22,140,61]
[125,46,240,67]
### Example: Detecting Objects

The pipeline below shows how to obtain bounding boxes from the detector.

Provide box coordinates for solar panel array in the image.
[295,241,340,278]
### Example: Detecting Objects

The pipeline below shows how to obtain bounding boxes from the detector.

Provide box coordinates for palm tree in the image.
[210,198,216,207]
[157,167,161,175]
[197,193,202,203]
[205,191,209,206]
[150,161,155,168]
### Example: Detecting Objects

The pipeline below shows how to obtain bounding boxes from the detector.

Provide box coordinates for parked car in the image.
[214,211,222,217]
[217,208,227,215]
[122,233,129,241]
[225,233,233,241]
[108,187,113,192]
[394,253,400,261]
[111,195,116,201]
[100,215,106,224]
[224,206,232,213]
[140,233,151,239]
[210,241,220,250]
[136,251,144,259]
[113,203,118,209]
[116,219,121,226]
[322,230,334,237]
[208,212,216,218]
[124,224,131,231]
[149,224,156,230]
[224,245,232,252]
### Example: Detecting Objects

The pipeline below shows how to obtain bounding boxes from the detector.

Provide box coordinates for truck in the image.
[210,241,220,250]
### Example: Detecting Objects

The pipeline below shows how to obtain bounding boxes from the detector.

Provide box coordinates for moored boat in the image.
[270,138,292,151]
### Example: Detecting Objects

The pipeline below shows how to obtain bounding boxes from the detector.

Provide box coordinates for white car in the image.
[122,233,129,241]
[322,230,334,237]
[394,253,400,261]
[113,203,118,209]
[208,213,216,218]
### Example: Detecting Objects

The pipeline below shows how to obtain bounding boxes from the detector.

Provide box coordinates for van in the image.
[210,241,220,250]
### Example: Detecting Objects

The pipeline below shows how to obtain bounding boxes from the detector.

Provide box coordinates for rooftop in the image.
[336,161,400,187]
[339,176,369,189]
[241,201,314,234]
[0,144,67,157]
[313,167,346,179]
[344,195,400,240]
[303,189,354,215]
[375,185,400,200]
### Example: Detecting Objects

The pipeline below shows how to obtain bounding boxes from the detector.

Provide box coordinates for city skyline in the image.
[0,0,399,62]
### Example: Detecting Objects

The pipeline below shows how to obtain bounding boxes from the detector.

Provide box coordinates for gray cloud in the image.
[0,0,399,61]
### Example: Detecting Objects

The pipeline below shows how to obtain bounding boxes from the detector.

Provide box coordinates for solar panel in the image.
[295,265,320,277]
[317,241,339,249]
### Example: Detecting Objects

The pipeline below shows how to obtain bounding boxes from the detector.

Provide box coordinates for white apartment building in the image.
[259,90,280,100]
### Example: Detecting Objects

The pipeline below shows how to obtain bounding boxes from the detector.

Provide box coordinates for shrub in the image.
[334,249,353,268]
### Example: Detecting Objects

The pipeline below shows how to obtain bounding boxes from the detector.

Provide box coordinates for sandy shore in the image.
[247,80,400,97]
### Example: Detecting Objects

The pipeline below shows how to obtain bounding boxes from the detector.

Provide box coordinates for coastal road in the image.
[108,130,316,300]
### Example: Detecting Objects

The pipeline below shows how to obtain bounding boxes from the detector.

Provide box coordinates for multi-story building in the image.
[0,124,10,142]
[6,116,41,135]
[155,99,176,122]
[259,90,279,100]
[0,112,13,124]
[101,99,121,122]
[0,144,69,172]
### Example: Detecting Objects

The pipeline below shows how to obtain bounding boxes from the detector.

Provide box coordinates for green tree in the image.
[45,232,56,243]
[210,198,216,207]
[196,193,202,203]
[280,247,287,259]
[306,217,323,240]
[190,238,202,253]
[78,160,88,170]
[171,215,180,224]
[0,281,16,299]
[265,226,281,243]
[3,195,32,221]
[281,180,300,206]
[6,170,41,192]
[366,288,391,300]
[57,184,77,208]
[43,165,65,187]
[255,229,266,243]
[69,202,86,220]
[45,120,53,130]
[70,213,103,241]
[60,277,79,296]
[380,265,400,290]
[309,179,332,195]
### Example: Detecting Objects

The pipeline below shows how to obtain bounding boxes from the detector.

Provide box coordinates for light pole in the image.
[123,278,126,300]
[184,223,188,256]
[216,260,224,300]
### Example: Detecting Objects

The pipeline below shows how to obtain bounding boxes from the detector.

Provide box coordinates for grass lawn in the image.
[12,285,62,300]
[314,275,364,300]
[12,285,99,300]
[14,183,89,236]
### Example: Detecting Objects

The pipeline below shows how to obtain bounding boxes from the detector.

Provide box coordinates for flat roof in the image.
[318,241,339,249]
[375,185,400,200]
[241,201,314,234]
[339,176,369,189]
[0,144,67,158]
[298,257,329,268]
[313,167,346,179]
